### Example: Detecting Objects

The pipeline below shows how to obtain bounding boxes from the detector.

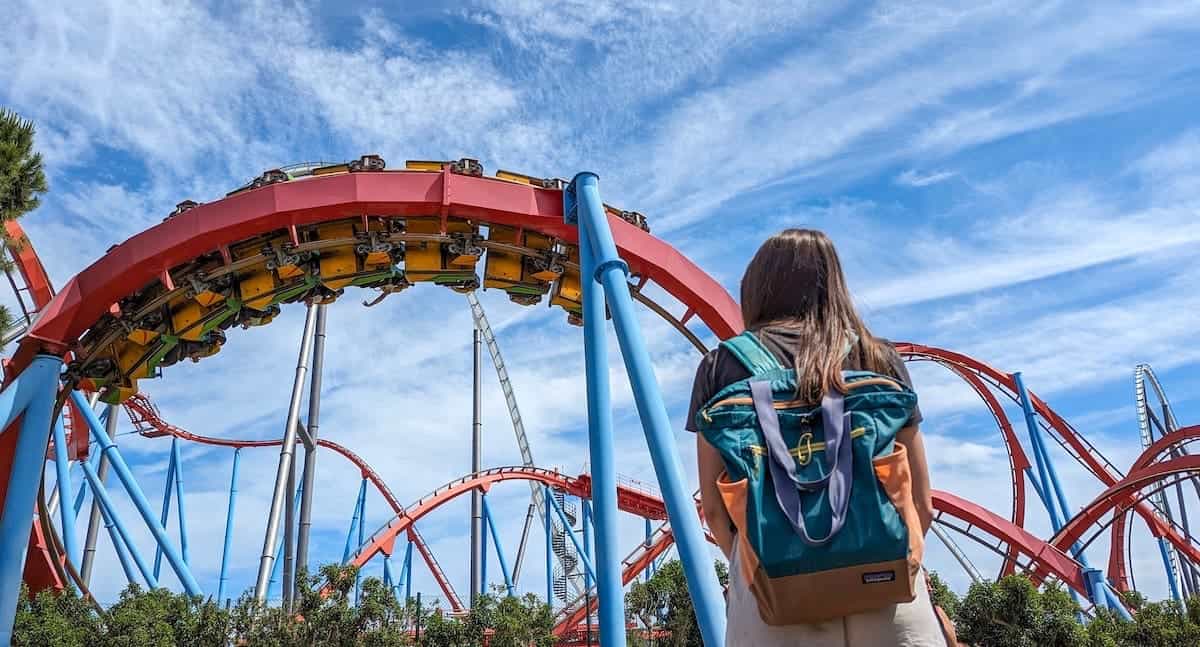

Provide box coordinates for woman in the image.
[687,229,948,646]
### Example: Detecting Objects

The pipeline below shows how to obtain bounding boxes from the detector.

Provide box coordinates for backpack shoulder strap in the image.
[720,331,784,376]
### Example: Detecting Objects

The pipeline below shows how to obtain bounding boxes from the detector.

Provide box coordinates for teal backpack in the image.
[695,331,924,625]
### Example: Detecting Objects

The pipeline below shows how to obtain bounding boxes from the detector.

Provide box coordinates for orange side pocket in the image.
[715,472,758,585]
[873,445,924,571]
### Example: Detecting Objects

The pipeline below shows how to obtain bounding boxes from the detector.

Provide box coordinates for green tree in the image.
[0,108,46,346]
[0,108,46,223]
[625,559,729,647]
[100,584,231,647]
[955,575,1085,647]
[927,571,960,621]
[11,584,102,647]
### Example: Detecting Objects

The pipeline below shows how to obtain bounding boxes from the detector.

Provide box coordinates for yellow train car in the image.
[404,217,481,291]
[483,226,562,305]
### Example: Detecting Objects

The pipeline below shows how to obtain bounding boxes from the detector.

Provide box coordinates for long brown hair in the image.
[740,228,891,399]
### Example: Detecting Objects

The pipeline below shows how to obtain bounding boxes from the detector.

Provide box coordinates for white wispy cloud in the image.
[895,168,958,187]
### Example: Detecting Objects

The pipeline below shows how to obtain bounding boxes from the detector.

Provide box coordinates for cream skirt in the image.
[725,542,949,646]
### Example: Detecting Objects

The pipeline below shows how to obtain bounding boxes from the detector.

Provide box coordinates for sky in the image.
[2,0,1200,609]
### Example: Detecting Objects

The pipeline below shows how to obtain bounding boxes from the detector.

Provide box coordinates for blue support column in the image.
[342,478,367,563]
[51,414,80,567]
[404,539,413,602]
[72,451,100,520]
[71,390,201,595]
[571,178,632,647]
[79,458,157,588]
[481,493,489,596]
[482,495,514,596]
[0,356,65,645]
[153,445,176,579]
[645,517,654,580]
[582,500,593,591]
[569,172,726,646]
[356,478,366,605]
[217,448,242,605]
[1013,373,1130,620]
[544,485,553,608]
[96,480,139,587]
[1159,540,1182,602]
[171,436,189,566]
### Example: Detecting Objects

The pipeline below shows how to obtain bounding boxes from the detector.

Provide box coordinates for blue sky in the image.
[3,1,1200,607]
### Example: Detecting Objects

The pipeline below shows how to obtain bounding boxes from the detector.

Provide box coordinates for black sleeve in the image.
[884,345,923,426]
[685,350,720,432]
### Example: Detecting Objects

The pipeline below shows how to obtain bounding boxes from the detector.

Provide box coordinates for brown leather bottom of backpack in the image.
[747,557,918,625]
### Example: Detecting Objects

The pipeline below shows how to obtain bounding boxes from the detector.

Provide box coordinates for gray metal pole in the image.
[80,405,117,586]
[511,503,536,584]
[470,327,483,604]
[253,303,318,602]
[283,456,296,609]
[295,302,327,597]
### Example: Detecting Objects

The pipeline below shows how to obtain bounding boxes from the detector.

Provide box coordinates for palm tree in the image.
[0,108,48,347]
[0,108,47,223]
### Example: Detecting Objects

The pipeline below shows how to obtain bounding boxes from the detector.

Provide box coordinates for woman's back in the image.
[690,229,952,646]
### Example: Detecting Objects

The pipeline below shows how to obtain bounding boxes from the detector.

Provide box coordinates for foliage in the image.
[625,559,729,647]
[955,575,1085,646]
[0,108,47,223]
[11,584,102,647]
[1084,596,1200,647]
[22,558,1200,647]
[926,570,959,621]
[14,563,555,646]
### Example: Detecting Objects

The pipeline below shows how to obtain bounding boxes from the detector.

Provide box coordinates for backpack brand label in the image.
[862,570,896,584]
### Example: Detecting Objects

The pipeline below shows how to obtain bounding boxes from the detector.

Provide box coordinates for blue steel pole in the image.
[1013,373,1067,530]
[72,450,100,521]
[96,482,139,586]
[645,518,654,579]
[482,495,514,596]
[357,478,366,606]
[544,485,553,608]
[217,448,242,605]
[80,458,157,587]
[582,500,593,591]
[572,182,629,647]
[0,356,64,645]
[342,478,367,563]
[1013,373,1128,617]
[51,413,80,567]
[171,436,189,566]
[404,539,413,602]
[481,494,489,595]
[71,390,201,595]
[571,172,726,645]
[154,445,176,579]
[1159,540,1182,602]
[547,488,597,584]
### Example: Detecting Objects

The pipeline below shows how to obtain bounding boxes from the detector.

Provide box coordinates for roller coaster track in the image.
[121,391,465,611]
[2,157,1196,634]
[896,344,1200,573]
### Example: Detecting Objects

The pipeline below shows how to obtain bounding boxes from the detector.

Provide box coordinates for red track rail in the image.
[897,343,1200,572]
[1095,425,1200,590]
[122,392,464,611]
[1049,456,1200,574]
